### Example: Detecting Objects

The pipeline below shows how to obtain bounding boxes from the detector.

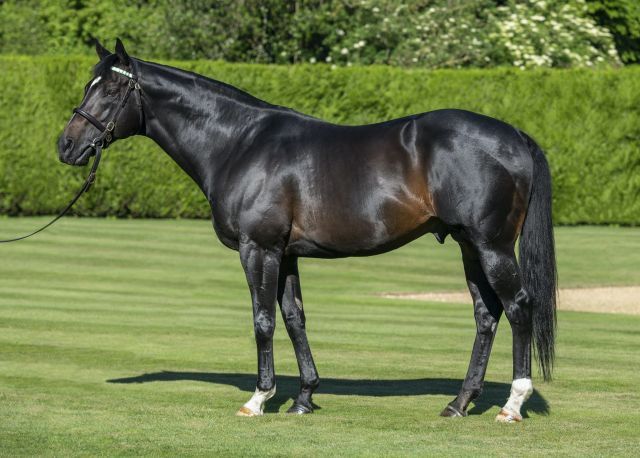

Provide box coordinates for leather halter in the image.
[73,66,142,147]
[0,64,143,243]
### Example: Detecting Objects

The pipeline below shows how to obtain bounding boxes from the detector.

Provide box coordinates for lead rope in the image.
[0,141,103,243]
[0,64,139,244]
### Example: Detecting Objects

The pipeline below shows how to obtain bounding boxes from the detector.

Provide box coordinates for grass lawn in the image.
[0,218,639,456]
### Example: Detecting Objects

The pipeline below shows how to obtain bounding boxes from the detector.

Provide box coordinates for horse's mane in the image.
[90,55,316,120]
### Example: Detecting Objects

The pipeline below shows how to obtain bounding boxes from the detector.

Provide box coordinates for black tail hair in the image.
[519,133,557,382]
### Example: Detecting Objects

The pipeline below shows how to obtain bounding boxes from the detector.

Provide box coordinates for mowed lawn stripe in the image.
[0,218,639,456]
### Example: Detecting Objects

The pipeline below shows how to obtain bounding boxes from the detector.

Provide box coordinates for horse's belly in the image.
[286,199,437,258]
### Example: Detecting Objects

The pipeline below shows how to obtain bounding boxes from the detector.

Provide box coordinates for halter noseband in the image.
[0,64,143,243]
[73,65,142,148]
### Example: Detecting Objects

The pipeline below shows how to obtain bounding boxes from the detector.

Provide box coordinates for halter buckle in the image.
[106,121,115,132]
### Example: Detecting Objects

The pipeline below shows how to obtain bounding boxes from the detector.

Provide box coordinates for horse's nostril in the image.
[64,138,74,153]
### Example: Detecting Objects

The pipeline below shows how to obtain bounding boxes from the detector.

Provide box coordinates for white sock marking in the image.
[242,386,276,415]
[502,378,533,418]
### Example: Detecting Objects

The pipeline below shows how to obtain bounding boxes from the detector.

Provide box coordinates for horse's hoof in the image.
[440,404,467,418]
[236,406,261,417]
[286,403,313,414]
[495,408,522,423]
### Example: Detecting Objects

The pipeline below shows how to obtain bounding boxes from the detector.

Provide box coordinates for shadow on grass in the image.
[107,371,549,417]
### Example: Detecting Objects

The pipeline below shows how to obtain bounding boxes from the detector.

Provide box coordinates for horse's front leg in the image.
[277,255,319,414]
[236,240,282,417]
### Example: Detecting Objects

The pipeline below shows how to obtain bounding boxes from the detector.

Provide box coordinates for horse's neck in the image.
[136,60,272,201]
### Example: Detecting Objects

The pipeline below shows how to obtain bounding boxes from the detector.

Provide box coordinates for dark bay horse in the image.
[59,40,556,422]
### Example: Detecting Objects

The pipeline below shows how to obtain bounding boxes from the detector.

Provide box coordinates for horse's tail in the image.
[519,132,557,382]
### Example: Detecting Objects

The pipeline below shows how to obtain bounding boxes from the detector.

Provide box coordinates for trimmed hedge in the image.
[0,56,639,224]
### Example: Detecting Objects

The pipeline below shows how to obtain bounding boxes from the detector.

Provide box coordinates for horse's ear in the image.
[95,39,111,60]
[115,38,130,66]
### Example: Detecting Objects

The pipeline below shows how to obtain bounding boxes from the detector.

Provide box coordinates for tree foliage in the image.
[586,0,640,63]
[0,0,629,68]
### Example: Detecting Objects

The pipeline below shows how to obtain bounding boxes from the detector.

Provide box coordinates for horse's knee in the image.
[282,310,305,332]
[254,310,275,341]
[282,295,307,334]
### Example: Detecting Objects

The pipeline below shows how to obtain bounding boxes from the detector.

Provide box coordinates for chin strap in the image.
[0,142,103,243]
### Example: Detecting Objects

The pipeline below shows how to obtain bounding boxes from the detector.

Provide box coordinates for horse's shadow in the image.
[107,371,549,417]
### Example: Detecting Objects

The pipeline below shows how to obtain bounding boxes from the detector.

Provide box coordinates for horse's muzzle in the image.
[57,135,93,166]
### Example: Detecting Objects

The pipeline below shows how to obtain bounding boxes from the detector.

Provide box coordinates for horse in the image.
[58,39,557,422]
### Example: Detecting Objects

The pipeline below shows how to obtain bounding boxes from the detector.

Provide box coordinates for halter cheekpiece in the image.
[73,65,142,147]
[0,64,143,243]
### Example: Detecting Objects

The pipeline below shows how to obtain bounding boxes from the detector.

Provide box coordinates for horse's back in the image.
[227,108,534,256]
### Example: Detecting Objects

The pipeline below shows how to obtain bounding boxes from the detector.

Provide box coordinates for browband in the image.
[72,63,142,145]
[0,64,141,244]
[110,66,134,78]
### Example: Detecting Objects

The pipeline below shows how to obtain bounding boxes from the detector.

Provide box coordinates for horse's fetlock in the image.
[304,377,320,391]
[512,378,533,399]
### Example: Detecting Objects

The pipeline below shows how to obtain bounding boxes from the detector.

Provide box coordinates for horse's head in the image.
[58,39,143,166]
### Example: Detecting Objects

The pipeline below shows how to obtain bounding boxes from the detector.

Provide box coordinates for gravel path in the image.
[382,286,640,315]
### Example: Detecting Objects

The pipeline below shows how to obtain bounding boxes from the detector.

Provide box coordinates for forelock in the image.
[92,54,119,78]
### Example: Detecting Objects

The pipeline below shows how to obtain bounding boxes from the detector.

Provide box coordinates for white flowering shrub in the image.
[307,0,495,68]
[492,1,621,68]
[315,0,621,68]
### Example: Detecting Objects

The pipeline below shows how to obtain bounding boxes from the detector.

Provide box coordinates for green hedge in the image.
[1,56,639,224]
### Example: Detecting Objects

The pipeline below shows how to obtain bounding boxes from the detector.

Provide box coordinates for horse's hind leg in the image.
[477,243,534,422]
[277,256,320,414]
[441,242,503,417]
